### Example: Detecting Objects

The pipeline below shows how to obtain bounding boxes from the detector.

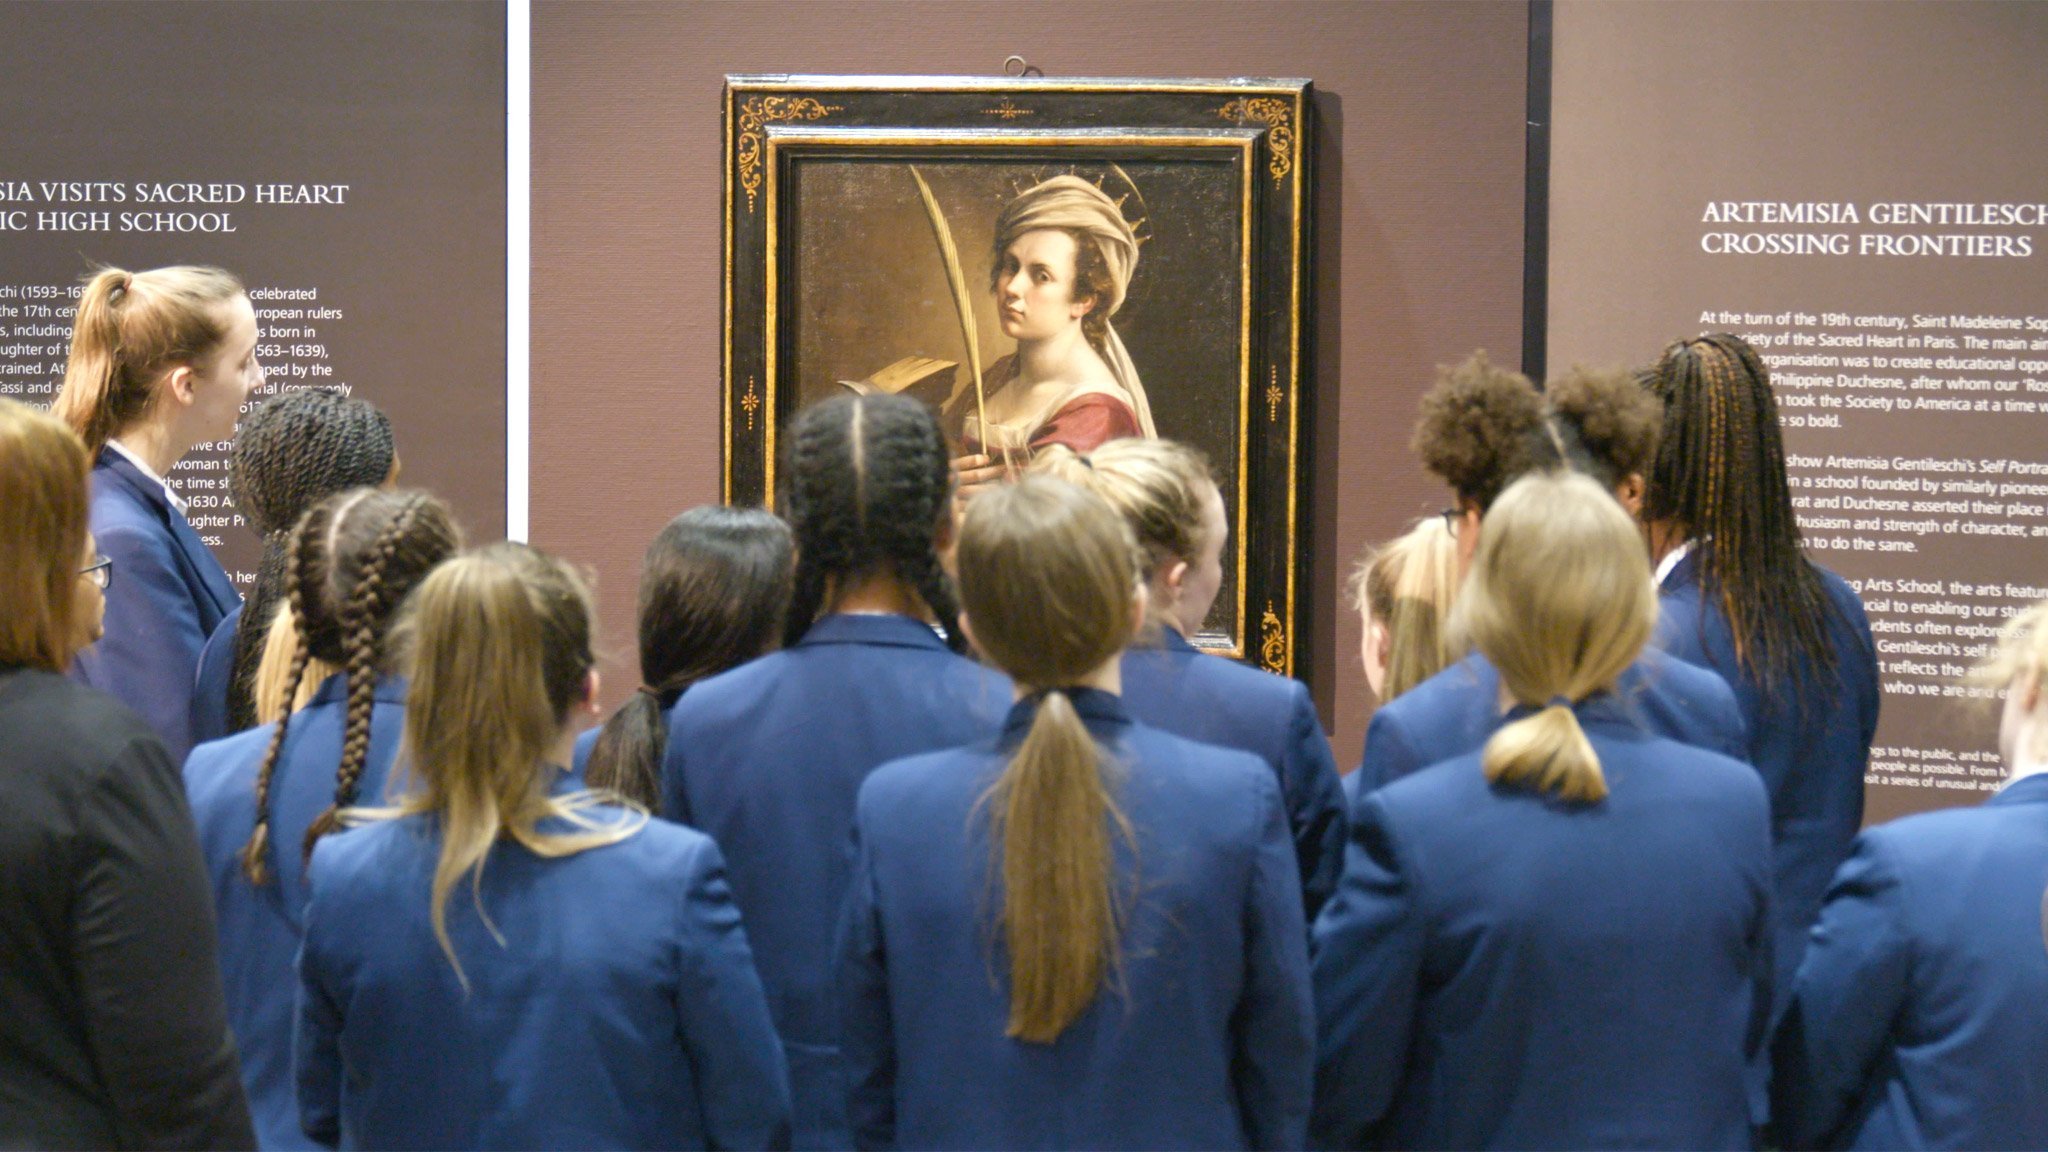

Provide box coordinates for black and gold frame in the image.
[723,75,1313,675]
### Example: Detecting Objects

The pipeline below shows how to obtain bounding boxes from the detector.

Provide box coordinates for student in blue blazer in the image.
[1773,601,2048,1150]
[1313,472,1774,1150]
[298,542,790,1150]
[1642,335,1880,1028]
[1356,359,1747,795]
[190,387,398,746]
[573,506,792,804]
[1036,439,1346,921]
[183,489,459,1150]
[53,266,263,761]
[839,476,1313,1151]
[662,395,1009,1149]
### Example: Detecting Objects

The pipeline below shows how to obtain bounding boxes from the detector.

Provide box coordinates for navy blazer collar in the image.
[1661,547,1703,592]
[1502,689,1640,735]
[305,673,409,710]
[96,447,175,518]
[798,612,952,653]
[1991,771,2048,807]
[1001,686,1132,742]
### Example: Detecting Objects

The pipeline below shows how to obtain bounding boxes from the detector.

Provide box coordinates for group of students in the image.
[1,263,2044,1152]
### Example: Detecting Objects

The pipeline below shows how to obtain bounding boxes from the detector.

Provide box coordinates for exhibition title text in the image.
[0,181,350,233]
[1700,201,2044,257]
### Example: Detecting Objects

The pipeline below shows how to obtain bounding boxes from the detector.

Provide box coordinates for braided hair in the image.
[782,394,964,651]
[1644,333,1840,692]
[583,506,793,807]
[226,388,395,732]
[238,487,460,883]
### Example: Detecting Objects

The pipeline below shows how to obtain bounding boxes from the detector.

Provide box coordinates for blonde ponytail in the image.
[52,264,243,456]
[956,476,1143,1042]
[393,542,641,985]
[1452,471,1655,803]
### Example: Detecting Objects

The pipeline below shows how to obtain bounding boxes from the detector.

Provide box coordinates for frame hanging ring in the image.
[1004,55,1043,78]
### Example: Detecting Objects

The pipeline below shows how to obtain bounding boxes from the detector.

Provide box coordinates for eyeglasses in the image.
[80,555,113,591]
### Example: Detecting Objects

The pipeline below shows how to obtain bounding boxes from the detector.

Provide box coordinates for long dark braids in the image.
[583,506,794,808]
[1643,333,1839,691]
[226,388,395,732]
[781,394,965,652]
[238,487,460,883]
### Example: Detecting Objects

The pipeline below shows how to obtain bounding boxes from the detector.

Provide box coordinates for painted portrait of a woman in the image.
[953,175,1156,489]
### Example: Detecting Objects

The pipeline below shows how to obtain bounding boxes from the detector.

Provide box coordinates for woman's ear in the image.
[1614,473,1647,518]
[1158,558,1189,605]
[163,363,199,408]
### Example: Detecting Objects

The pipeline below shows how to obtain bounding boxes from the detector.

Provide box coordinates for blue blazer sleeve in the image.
[836,800,895,1152]
[189,609,239,748]
[295,846,346,1150]
[1282,683,1347,924]
[673,836,793,1151]
[88,519,213,761]
[1310,792,1425,1149]
[1769,833,1910,1150]
[1234,771,1315,1152]
[1355,708,1425,797]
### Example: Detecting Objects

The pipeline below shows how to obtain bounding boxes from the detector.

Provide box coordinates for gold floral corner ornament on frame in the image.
[723,74,1313,677]
[736,96,843,212]
[1219,97,1294,187]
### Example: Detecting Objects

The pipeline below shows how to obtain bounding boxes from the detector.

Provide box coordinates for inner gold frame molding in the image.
[721,74,1313,677]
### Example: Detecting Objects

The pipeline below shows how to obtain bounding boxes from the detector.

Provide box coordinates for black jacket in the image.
[0,667,253,1150]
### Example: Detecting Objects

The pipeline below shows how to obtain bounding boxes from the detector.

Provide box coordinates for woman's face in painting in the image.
[993,228,1095,344]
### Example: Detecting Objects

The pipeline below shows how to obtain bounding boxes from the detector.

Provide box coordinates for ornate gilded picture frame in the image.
[723,74,1313,674]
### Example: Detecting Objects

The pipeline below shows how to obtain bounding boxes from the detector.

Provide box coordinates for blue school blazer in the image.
[661,613,1010,1150]
[182,674,407,1152]
[1313,696,1774,1151]
[296,801,791,1151]
[1656,552,1879,1014]
[838,688,1314,1151]
[1353,648,1748,795]
[72,449,240,761]
[1772,773,2048,1151]
[1121,627,1346,921]
[190,603,245,747]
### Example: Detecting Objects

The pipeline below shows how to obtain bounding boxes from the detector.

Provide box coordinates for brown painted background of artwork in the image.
[791,156,1246,639]
[533,1,1530,764]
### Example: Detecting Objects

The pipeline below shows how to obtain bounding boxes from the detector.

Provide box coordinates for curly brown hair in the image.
[1411,352,1549,511]
[1545,366,1662,491]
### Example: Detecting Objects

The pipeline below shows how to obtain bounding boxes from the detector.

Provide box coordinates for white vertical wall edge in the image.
[505,0,532,540]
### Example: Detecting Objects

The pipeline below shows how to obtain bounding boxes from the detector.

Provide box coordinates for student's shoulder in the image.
[1129,722,1277,804]
[182,722,275,802]
[860,742,997,811]
[4,671,166,773]
[1378,654,1496,728]
[1627,735,1770,813]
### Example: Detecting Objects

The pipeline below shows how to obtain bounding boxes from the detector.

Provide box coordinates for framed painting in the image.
[722,74,1313,675]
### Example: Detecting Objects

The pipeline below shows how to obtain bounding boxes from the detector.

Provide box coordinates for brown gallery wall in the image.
[531,0,1528,764]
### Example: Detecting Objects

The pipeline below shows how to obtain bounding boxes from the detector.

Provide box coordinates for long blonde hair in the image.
[0,399,91,671]
[1453,471,1655,802]
[1350,516,1463,700]
[393,542,643,983]
[956,476,1140,1043]
[250,602,334,720]
[52,265,245,456]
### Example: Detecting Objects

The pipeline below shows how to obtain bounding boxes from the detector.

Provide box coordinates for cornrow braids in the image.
[1644,333,1840,692]
[302,490,461,859]
[225,389,396,731]
[782,394,965,651]
[240,497,326,885]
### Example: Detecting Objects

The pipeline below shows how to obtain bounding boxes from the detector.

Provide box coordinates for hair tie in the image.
[1076,454,1095,471]
[1546,694,1574,710]
[636,685,661,699]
